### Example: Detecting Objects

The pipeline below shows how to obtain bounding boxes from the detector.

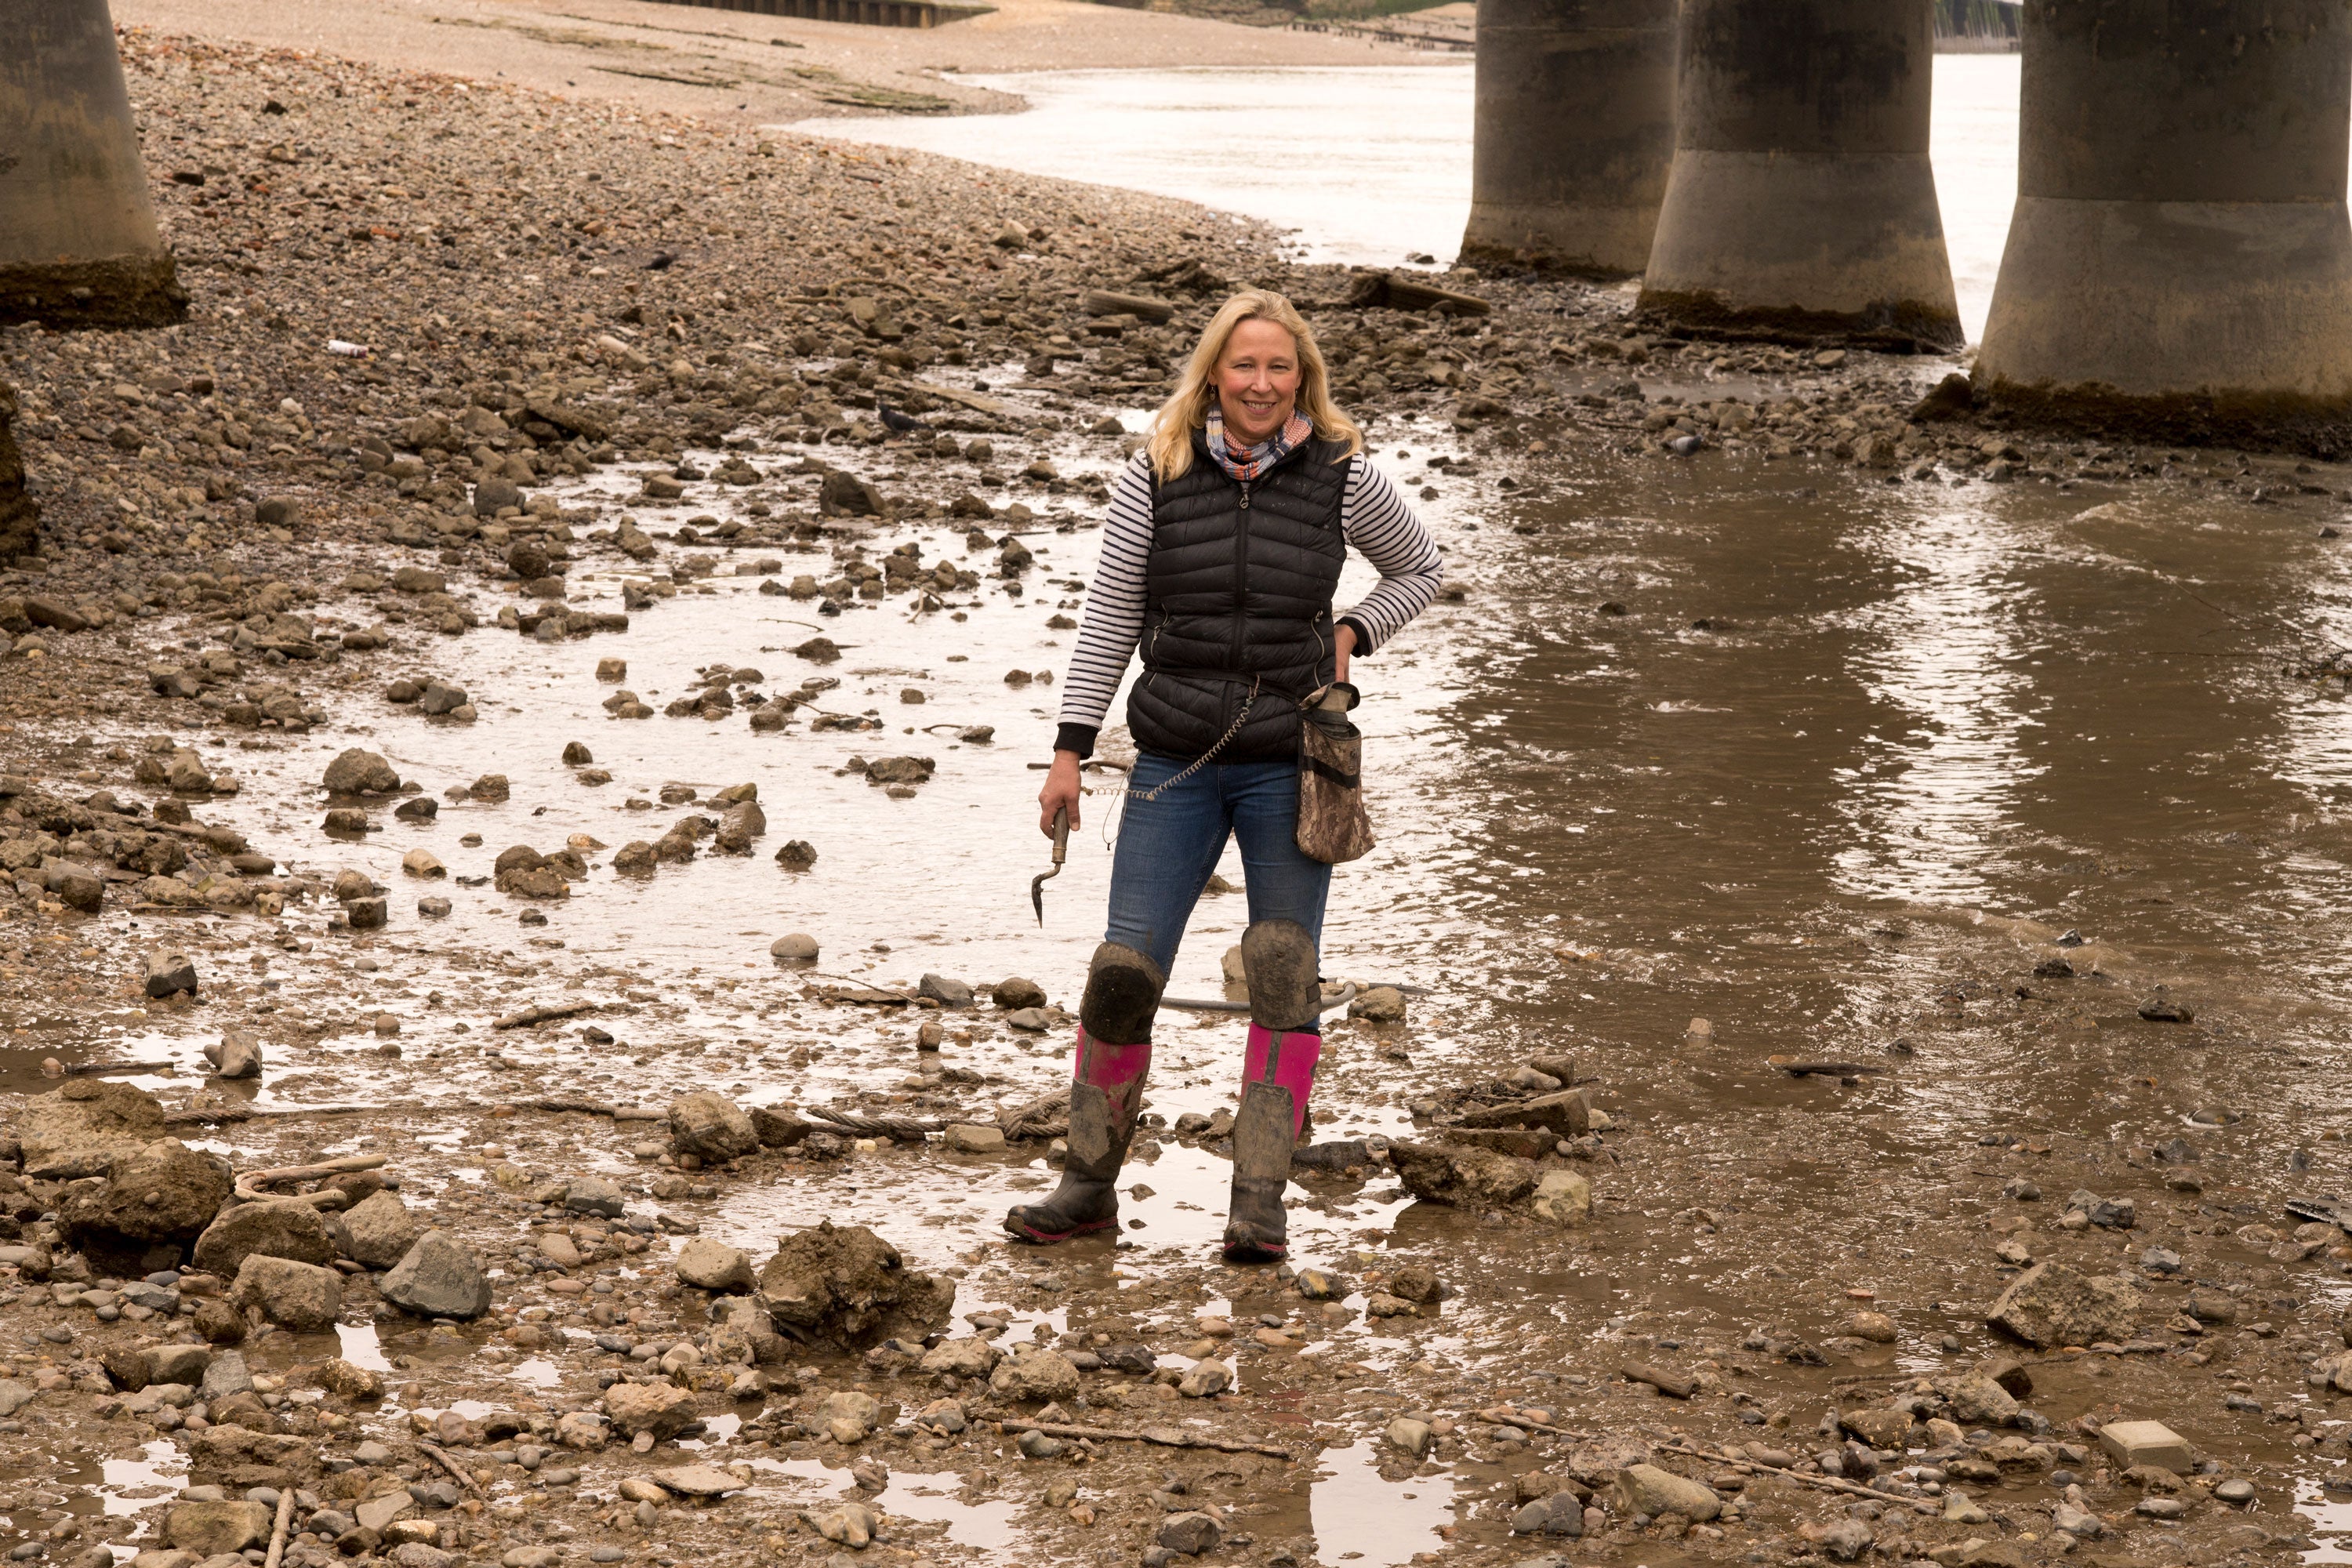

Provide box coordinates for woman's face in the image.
[1213,318,1302,448]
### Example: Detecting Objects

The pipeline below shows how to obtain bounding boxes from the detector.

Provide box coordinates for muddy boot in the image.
[1005,942,1162,1245]
[1224,920,1323,1265]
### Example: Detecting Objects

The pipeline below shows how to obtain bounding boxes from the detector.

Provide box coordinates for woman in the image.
[1007,288,1443,1264]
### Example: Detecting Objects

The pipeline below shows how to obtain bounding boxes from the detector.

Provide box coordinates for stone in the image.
[602,1381,698,1439]
[1848,1310,1898,1343]
[346,895,388,929]
[1941,1490,1989,1525]
[813,1502,878,1548]
[317,1357,384,1401]
[917,973,973,1007]
[1348,985,1407,1022]
[944,1123,1006,1154]
[652,1465,742,1497]
[1809,1519,1874,1562]
[165,1501,272,1556]
[918,1338,1000,1379]
[1386,1416,1432,1457]
[323,750,399,795]
[756,1220,953,1349]
[401,849,445,879]
[1614,1465,1721,1522]
[565,1177,626,1217]
[1987,1263,2140,1348]
[1940,1372,2020,1426]
[673,1238,755,1294]
[992,976,1046,1010]
[344,1190,421,1269]
[20,1080,167,1178]
[203,1032,263,1078]
[818,470,883,517]
[379,1230,492,1319]
[770,933,818,961]
[715,800,765,853]
[147,1345,211,1385]
[1391,1142,1540,1207]
[233,1254,343,1330]
[144,951,199,1000]
[1177,1358,1231,1399]
[354,1492,415,1533]
[822,1390,883,1442]
[2097,1419,2191,1474]
[192,1200,336,1278]
[1529,1170,1592,1225]
[1838,1407,1915,1450]
[1509,1492,1584,1537]
[669,1091,757,1160]
[59,1137,230,1261]
[1157,1513,1223,1556]
[989,1346,1081,1403]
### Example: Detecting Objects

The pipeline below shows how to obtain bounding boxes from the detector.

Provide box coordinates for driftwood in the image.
[1079,289,1176,325]
[48,1058,174,1078]
[493,1000,597,1030]
[417,1439,488,1497]
[260,1486,294,1568]
[163,1103,375,1127]
[1621,1363,1694,1399]
[522,1097,664,1120]
[234,1153,386,1203]
[1654,1442,1929,1508]
[1343,270,1492,316]
[974,1410,1299,1461]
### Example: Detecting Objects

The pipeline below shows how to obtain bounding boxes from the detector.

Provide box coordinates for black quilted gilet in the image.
[1126,430,1352,762]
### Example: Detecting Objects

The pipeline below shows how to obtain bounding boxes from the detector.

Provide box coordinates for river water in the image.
[799,56,2025,343]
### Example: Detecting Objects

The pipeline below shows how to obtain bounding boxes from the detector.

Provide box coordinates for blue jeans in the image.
[1105,753,1331,985]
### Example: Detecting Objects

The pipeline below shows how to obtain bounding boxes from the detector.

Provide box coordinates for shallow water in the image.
[797,56,2026,342]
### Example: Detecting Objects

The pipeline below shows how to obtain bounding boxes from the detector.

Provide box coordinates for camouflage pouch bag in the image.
[1297,682,1374,865]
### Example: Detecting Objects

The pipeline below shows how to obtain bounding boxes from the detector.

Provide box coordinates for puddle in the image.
[1310,1438,1456,1567]
[739,1456,1020,1561]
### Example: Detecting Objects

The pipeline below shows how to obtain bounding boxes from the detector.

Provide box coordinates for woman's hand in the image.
[1039,750,1083,836]
[1334,622,1357,685]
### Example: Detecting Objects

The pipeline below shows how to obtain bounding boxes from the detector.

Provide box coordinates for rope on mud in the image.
[234,1153,387,1204]
[804,1107,942,1143]
[971,1410,1303,1461]
[994,1087,1070,1142]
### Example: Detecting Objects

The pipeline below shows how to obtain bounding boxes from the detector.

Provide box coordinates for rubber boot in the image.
[1223,920,1323,1265]
[1005,942,1161,1244]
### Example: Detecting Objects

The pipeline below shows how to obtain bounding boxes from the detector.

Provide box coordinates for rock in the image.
[1177,1358,1231,1398]
[1613,1465,1721,1523]
[1838,1407,1915,1450]
[1987,1263,2140,1348]
[813,1502,878,1548]
[474,477,524,517]
[673,1238,755,1294]
[323,749,399,794]
[1941,1490,1990,1525]
[715,800,765,852]
[1848,1309,1898,1342]
[20,1079,166,1178]
[1529,1170,1592,1225]
[669,1091,757,1160]
[750,1106,810,1148]
[818,470,884,516]
[401,849,445,879]
[944,1123,1006,1154]
[1157,1512,1223,1556]
[992,976,1047,1010]
[2097,1419,2192,1474]
[604,1381,698,1439]
[565,1177,626,1217]
[317,1357,384,1401]
[1385,1416,1432,1457]
[2053,1502,2105,1537]
[756,1220,954,1349]
[822,1390,883,1442]
[59,1137,230,1265]
[192,1200,337,1278]
[1391,1142,1539,1207]
[918,1338,1001,1379]
[917,973,972,1007]
[770,933,818,961]
[202,1031,263,1079]
[233,1254,343,1330]
[165,1501,272,1556]
[144,950,199,1000]
[469,773,510,802]
[1808,1519,1874,1563]
[652,1465,742,1497]
[1509,1492,1585,1537]
[379,1230,492,1319]
[989,1346,1081,1403]
[1348,985,1407,1022]
[354,1492,415,1533]
[344,1190,421,1269]
[1940,1372,2020,1426]
[147,1345,211,1385]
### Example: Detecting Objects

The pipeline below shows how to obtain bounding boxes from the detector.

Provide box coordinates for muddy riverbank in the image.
[0,26,2347,1568]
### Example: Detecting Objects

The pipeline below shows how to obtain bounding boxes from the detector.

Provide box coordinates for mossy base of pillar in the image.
[0,252,187,329]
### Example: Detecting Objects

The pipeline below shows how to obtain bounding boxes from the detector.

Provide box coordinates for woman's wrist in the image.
[1053,722,1099,760]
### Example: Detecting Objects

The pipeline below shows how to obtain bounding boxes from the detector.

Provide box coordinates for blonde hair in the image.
[1145,289,1363,482]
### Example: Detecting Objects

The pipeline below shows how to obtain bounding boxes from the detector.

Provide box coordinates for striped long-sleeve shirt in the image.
[1054,448,1444,757]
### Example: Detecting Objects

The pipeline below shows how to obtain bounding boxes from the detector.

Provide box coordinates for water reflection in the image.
[1309,1438,1454,1567]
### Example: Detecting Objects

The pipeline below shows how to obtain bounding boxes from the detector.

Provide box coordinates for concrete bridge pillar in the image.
[0,0,186,328]
[1974,0,2352,447]
[1457,0,1678,278]
[1637,0,1961,349]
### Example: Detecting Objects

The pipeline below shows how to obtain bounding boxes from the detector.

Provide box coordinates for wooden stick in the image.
[494,1000,597,1030]
[417,1439,488,1497]
[234,1153,386,1202]
[261,1485,294,1568]
[1653,1442,1929,1508]
[972,1410,1300,1461]
[1471,1405,1588,1439]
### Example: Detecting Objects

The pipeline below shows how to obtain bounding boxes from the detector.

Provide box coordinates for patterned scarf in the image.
[1204,403,1313,484]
